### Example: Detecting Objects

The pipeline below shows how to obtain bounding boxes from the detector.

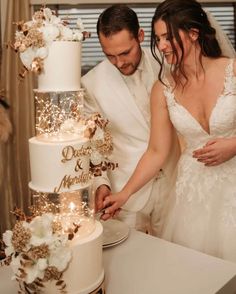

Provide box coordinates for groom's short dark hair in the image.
[97,4,140,40]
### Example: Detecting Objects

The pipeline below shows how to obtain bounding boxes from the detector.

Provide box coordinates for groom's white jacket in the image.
[81,48,180,212]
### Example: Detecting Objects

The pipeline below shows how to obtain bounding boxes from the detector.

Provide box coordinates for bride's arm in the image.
[102,81,176,215]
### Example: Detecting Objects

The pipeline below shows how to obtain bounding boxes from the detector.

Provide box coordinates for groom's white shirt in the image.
[81,48,180,212]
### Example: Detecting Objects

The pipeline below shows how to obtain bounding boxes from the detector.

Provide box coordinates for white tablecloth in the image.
[1,229,236,294]
[103,230,236,294]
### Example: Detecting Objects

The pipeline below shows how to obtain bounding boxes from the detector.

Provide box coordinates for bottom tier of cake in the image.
[44,221,104,294]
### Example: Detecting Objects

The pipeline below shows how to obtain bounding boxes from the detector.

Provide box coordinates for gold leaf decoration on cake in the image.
[11,222,31,252]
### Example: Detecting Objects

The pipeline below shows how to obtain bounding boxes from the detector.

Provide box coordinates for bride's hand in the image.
[192,137,236,166]
[102,190,130,217]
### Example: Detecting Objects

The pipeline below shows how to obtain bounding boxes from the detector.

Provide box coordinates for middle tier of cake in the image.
[29,136,92,193]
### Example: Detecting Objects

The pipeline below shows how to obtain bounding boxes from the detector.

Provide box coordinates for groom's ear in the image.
[138,28,145,43]
[189,28,199,41]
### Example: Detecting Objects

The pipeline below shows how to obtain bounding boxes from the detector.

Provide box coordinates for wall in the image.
[30,0,236,3]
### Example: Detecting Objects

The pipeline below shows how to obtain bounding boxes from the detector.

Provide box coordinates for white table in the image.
[1,229,236,294]
[103,230,236,294]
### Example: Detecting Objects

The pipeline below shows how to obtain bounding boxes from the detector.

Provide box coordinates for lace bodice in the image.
[163,59,236,206]
[164,59,236,152]
[161,61,236,262]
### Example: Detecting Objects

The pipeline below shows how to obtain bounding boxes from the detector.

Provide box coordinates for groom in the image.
[81,4,180,236]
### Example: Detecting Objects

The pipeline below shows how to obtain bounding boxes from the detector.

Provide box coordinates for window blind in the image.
[35,3,235,69]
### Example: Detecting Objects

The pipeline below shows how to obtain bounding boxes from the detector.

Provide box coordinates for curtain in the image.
[0,0,34,235]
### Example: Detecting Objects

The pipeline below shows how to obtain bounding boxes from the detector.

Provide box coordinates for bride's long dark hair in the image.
[151,0,222,86]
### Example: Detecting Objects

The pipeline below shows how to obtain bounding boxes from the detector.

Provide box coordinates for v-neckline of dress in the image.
[167,60,232,136]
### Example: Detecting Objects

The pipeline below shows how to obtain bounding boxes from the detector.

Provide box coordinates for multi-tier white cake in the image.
[30,39,105,294]
[3,7,113,294]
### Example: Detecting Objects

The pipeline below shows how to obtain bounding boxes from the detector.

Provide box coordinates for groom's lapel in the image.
[104,61,149,128]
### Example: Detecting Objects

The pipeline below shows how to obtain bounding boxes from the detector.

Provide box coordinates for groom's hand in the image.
[95,184,111,212]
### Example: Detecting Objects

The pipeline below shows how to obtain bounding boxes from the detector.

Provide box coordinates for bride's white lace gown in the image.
[161,59,236,262]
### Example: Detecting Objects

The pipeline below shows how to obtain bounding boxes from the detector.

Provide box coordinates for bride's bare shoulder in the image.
[150,80,170,109]
[151,80,167,100]
[214,56,236,82]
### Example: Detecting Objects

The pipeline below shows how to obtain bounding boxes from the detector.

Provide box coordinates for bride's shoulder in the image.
[152,78,172,97]
[152,79,165,93]
[153,74,173,89]
[151,78,174,109]
[211,57,236,74]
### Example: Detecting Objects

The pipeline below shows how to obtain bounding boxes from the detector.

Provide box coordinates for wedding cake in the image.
[2,7,114,294]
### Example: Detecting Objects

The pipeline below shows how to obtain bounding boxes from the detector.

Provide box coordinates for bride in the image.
[102,0,236,262]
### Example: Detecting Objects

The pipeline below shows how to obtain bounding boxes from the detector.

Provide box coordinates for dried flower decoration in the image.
[13,7,89,79]
[1,209,79,293]
[85,113,114,157]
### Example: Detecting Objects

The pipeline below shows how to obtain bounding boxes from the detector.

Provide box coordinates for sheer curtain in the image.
[0,0,34,234]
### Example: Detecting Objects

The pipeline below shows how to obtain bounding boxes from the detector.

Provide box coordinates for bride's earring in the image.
[189,29,199,79]
[194,44,199,79]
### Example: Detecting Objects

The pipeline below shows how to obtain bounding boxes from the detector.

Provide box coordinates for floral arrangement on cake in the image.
[12,6,89,77]
[1,208,79,293]
[86,113,118,176]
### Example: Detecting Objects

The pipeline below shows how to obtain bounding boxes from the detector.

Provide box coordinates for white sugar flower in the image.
[76,18,84,31]
[60,118,77,132]
[49,14,61,25]
[73,122,87,137]
[48,237,72,272]
[60,26,73,41]
[35,46,48,60]
[40,24,60,43]
[24,258,48,284]
[90,151,103,165]
[43,7,53,22]
[93,127,104,141]
[27,213,54,246]
[10,254,21,279]
[10,252,48,284]
[2,230,14,256]
[73,30,84,41]
[20,47,37,69]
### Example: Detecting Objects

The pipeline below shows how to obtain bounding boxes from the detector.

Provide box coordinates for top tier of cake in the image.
[13,7,86,90]
[37,41,82,92]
